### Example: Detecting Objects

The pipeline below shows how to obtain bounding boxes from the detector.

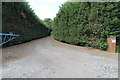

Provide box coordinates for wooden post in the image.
[107,36,116,53]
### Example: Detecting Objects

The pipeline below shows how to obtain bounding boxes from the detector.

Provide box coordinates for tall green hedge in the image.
[116,37,120,53]
[2,2,50,47]
[52,2,120,50]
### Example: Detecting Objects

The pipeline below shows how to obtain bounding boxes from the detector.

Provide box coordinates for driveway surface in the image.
[1,37,118,78]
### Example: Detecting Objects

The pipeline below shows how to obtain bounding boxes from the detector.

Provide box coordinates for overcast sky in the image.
[26,0,66,20]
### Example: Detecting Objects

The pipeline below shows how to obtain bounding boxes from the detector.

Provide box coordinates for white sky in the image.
[26,0,66,20]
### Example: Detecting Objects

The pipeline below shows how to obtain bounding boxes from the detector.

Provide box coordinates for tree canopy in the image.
[44,18,53,29]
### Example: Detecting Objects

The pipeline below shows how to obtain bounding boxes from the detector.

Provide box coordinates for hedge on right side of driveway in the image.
[52,2,120,50]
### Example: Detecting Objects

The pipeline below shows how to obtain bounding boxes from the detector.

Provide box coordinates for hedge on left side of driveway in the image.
[2,2,51,47]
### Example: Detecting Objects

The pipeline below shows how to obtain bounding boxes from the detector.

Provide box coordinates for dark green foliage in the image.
[116,45,120,53]
[2,2,50,47]
[44,18,53,30]
[116,37,120,53]
[52,2,120,50]
[44,18,53,35]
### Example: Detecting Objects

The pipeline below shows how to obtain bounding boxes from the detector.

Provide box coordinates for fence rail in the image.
[0,32,20,46]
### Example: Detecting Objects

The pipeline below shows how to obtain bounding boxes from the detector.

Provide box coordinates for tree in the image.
[44,18,53,30]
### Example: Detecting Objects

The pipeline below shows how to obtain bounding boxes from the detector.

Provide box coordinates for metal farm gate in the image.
[0,32,20,46]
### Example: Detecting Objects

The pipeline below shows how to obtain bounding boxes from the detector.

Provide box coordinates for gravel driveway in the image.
[1,37,118,78]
